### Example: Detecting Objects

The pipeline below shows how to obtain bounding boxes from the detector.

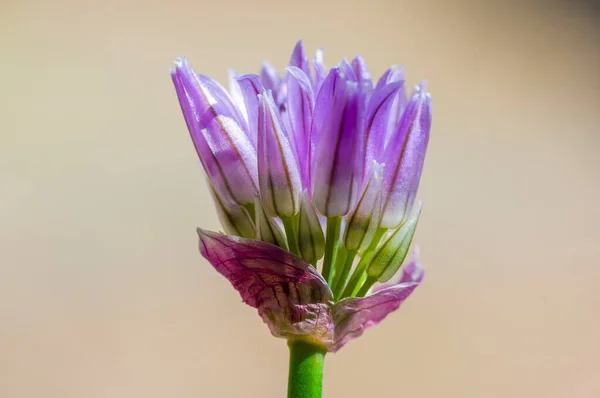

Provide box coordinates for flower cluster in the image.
[171,41,431,352]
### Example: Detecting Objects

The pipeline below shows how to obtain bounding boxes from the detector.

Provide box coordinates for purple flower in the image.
[171,40,431,350]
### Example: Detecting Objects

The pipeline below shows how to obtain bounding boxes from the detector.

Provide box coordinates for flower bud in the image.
[366,202,422,282]
[297,190,325,264]
[255,201,288,249]
[344,162,384,252]
[209,183,255,239]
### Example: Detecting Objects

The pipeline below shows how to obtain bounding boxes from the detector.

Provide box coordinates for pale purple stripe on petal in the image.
[198,230,334,347]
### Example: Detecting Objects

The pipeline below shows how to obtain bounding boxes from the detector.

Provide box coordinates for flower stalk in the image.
[287,340,326,398]
[321,217,342,283]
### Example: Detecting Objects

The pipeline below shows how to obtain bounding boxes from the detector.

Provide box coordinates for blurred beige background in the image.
[1,0,599,397]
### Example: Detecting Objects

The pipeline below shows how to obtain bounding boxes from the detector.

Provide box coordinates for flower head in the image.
[171,40,431,351]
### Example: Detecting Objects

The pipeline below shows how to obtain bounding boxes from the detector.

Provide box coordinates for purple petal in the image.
[285,66,315,187]
[236,74,265,146]
[351,56,373,87]
[171,58,258,205]
[227,69,249,126]
[257,91,302,217]
[380,84,431,228]
[198,230,334,347]
[375,65,405,90]
[310,68,361,216]
[289,40,311,78]
[338,58,357,81]
[312,48,326,91]
[260,61,281,93]
[330,259,424,352]
[360,81,405,180]
[260,61,285,107]
[375,66,408,147]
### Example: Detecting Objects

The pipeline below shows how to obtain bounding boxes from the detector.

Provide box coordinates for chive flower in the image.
[171,40,431,398]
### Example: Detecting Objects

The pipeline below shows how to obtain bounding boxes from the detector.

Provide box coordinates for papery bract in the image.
[198,230,423,352]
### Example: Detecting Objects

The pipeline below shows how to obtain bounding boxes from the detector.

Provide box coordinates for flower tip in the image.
[402,248,425,284]
[173,57,187,69]
[196,227,210,240]
[414,81,429,94]
[315,47,324,60]
[257,88,274,103]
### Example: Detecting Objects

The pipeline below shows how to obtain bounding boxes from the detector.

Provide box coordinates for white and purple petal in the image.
[289,40,312,79]
[236,74,265,146]
[171,58,258,205]
[360,81,405,180]
[257,91,302,217]
[310,68,361,216]
[380,84,431,228]
[284,66,315,187]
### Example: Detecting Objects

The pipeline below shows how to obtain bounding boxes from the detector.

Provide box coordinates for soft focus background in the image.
[1,0,599,396]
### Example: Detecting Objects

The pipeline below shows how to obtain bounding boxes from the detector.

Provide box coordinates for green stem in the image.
[332,249,357,299]
[321,217,341,283]
[288,340,326,398]
[340,228,387,299]
[281,215,300,256]
[356,275,377,297]
[330,246,347,293]
[340,253,371,299]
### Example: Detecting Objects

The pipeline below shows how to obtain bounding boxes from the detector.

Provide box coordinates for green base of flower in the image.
[288,340,326,398]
